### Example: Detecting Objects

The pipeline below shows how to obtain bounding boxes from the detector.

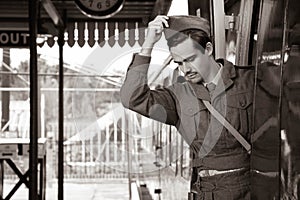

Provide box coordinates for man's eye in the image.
[174,61,183,65]
[186,56,195,62]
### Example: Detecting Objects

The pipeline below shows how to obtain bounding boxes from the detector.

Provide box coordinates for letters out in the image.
[0,32,29,46]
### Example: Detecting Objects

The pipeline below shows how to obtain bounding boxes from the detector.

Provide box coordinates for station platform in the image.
[3,179,130,200]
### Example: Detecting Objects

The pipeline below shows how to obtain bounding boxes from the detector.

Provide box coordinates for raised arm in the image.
[120,16,178,125]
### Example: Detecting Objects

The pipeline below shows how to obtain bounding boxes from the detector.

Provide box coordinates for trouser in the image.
[250,172,279,200]
[190,169,250,200]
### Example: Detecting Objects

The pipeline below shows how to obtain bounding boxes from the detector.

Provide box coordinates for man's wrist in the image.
[139,40,156,56]
[139,47,153,56]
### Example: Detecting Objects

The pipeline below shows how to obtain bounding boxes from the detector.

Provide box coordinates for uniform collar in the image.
[217,58,236,81]
[188,59,236,100]
[212,63,223,85]
[213,59,236,99]
[203,62,223,87]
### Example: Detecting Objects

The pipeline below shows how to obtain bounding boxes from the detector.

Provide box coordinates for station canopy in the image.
[0,0,172,48]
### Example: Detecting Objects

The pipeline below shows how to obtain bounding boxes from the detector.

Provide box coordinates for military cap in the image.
[164,15,211,40]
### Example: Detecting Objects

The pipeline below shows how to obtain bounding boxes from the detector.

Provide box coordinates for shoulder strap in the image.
[202,100,251,154]
[251,117,277,143]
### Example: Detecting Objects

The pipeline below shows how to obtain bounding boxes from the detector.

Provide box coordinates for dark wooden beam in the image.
[28,0,39,199]
[224,0,240,11]
[41,0,64,27]
[150,0,172,21]
[188,0,210,19]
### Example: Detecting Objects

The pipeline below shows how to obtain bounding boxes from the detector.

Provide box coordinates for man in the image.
[120,15,252,199]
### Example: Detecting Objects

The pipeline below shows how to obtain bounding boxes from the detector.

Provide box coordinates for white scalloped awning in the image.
[39,21,146,48]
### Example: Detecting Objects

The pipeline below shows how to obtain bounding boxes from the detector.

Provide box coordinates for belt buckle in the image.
[198,169,219,177]
[198,169,211,177]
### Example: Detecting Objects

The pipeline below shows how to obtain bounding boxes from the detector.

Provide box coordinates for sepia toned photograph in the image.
[0,0,299,199]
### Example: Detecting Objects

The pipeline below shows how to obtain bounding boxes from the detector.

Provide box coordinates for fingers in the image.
[148,15,169,33]
[157,15,169,28]
[144,15,169,45]
[151,15,169,27]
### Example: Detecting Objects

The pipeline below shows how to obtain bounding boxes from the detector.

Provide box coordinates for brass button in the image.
[240,99,246,107]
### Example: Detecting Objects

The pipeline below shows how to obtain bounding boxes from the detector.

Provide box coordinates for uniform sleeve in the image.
[120,53,178,125]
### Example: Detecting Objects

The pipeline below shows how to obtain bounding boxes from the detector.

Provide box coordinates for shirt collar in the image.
[203,63,223,87]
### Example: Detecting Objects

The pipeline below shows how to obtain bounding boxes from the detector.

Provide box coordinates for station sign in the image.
[0,31,30,47]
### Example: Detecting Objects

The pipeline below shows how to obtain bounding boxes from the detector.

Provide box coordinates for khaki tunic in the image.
[120,54,255,171]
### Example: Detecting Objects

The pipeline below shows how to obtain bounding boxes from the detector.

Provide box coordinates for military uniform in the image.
[120,54,253,199]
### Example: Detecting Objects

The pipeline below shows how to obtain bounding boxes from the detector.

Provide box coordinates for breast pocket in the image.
[182,103,206,116]
[226,91,253,135]
[178,101,207,144]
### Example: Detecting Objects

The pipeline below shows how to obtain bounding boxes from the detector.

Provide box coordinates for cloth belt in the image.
[198,167,245,177]
[252,170,279,178]
[188,168,250,200]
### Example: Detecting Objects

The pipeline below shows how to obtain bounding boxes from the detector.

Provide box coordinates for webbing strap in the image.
[251,117,277,143]
[202,100,251,153]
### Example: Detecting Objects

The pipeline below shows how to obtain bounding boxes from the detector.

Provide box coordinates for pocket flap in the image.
[182,103,206,116]
[227,92,253,109]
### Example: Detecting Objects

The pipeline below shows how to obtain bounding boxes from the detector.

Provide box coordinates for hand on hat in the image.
[147,15,169,42]
[140,15,169,56]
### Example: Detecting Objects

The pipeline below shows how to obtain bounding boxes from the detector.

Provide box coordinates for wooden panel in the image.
[118,22,126,47]
[188,0,210,20]
[138,22,146,46]
[46,36,55,47]
[212,0,226,59]
[77,22,85,47]
[127,21,136,47]
[97,22,106,47]
[235,0,254,65]
[0,0,169,32]
[108,22,116,47]
[87,22,95,47]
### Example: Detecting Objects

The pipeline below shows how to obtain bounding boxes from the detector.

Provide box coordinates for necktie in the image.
[206,82,216,92]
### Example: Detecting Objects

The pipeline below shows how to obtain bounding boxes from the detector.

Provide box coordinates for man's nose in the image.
[181,62,191,73]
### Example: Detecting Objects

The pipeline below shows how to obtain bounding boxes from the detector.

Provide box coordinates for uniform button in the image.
[189,108,193,112]
[240,100,246,107]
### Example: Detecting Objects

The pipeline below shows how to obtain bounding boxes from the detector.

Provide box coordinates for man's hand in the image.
[146,15,169,45]
[139,15,169,56]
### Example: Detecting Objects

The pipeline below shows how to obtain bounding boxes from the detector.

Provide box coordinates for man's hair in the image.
[166,29,212,53]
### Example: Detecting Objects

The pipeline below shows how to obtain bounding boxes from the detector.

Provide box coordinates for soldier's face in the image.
[170,38,212,84]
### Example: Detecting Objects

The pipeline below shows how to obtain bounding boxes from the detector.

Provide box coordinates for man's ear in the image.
[205,42,213,56]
